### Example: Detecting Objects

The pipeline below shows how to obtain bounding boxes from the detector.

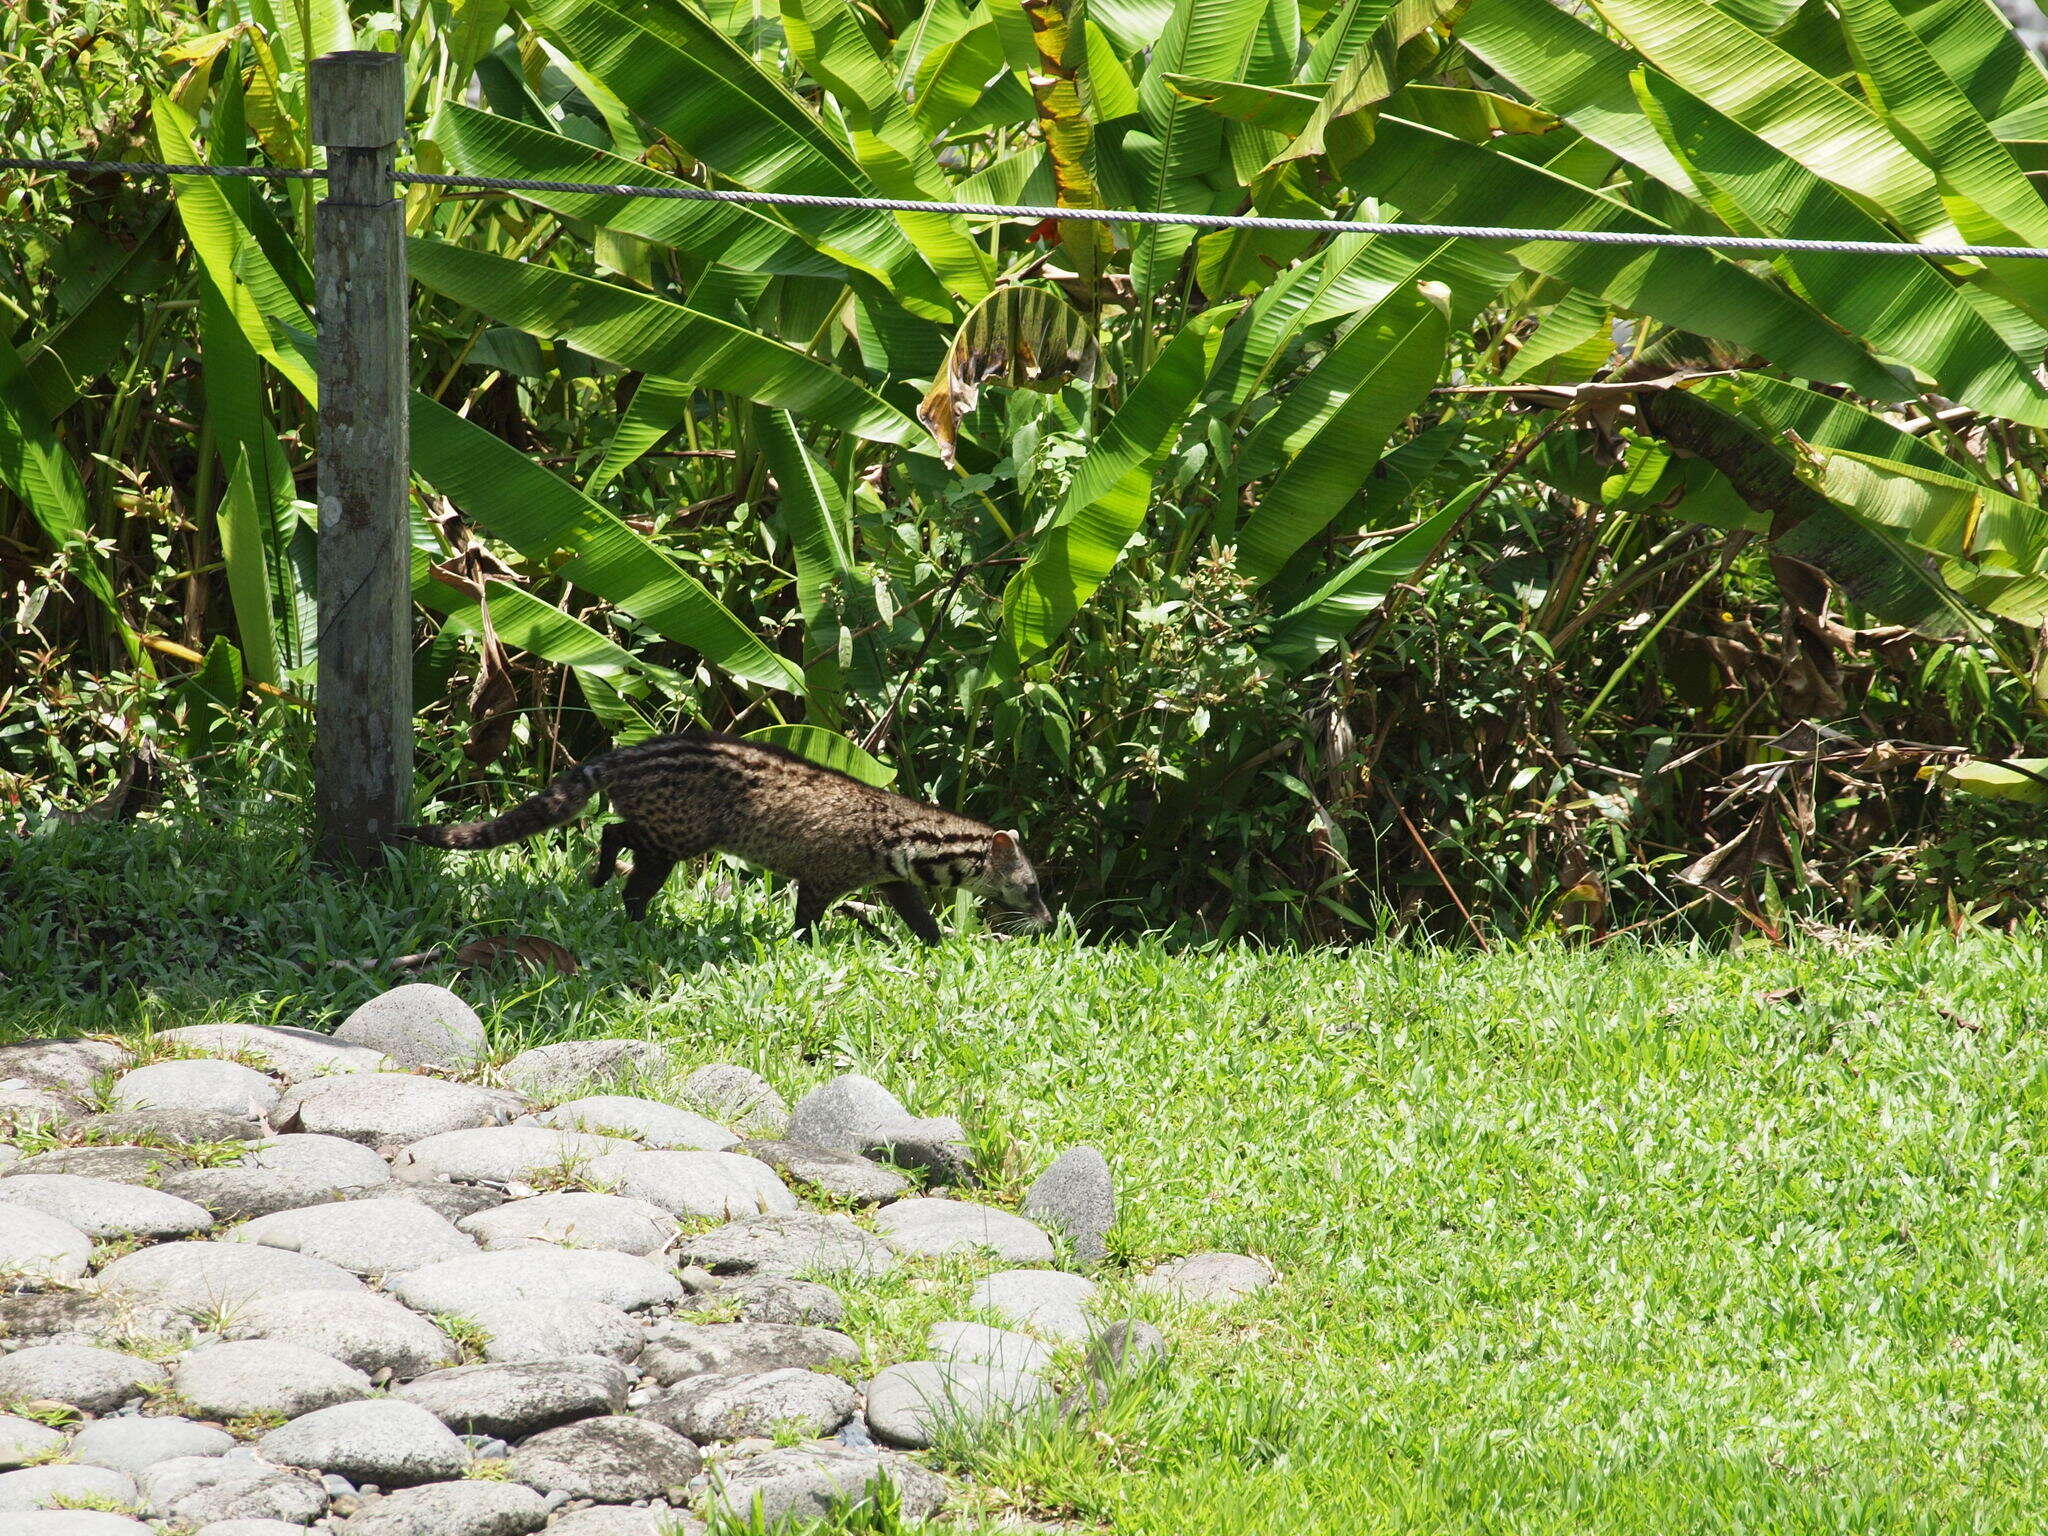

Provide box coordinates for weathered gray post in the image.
[310,51,411,867]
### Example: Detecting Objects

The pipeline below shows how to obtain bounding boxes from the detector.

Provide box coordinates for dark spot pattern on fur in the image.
[395,732,1051,944]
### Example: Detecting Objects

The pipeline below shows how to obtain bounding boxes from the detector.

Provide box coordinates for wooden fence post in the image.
[310,51,412,868]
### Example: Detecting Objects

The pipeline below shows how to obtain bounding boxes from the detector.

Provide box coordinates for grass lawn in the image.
[6,808,2047,1534]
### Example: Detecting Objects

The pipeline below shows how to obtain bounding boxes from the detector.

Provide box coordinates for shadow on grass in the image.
[0,804,780,1039]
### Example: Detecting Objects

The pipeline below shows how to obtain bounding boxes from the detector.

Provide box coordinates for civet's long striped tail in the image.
[395,763,601,850]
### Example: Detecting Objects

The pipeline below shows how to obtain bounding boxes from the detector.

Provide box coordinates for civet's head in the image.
[977,830,1052,929]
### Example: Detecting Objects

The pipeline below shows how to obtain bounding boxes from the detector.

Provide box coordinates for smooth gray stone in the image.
[67,1107,260,1146]
[676,1064,788,1139]
[863,1360,1051,1449]
[968,1269,1099,1343]
[0,1174,211,1239]
[677,1212,894,1280]
[3,1145,189,1184]
[699,1441,948,1527]
[873,1198,1053,1264]
[737,1140,909,1206]
[394,1358,630,1438]
[928,1320,1055,1374]
[784,1075,906,1154]
[1135,1251,1273,1306]
[173,1339,373,1419]
[275,1075,523,1148]
[6,1512,154,1534]
[641,1368,854,1445]
[0,1344,165,1412]
[392,1127,634,1187]
[223,1287,458,1378]
[151,1023,393,1080]
[158,1131,394,1220]
[259,1398,470,1486]
[68,1415,235,1473]
[332,984,488,1071]
[241,1132,393,1182]
[339,1479,548,1536]
[1022,1146,1114,1270]
[507,1415,700,1500]
[136,1455,326,1525]
[192,1522,320,1536]
[523,1096,735,1151]
[0,1088,78,1134]
[0,1463,137,1513]
[0,1038,131,1093]
[96,1239,363,1317]
[0,1412,65,1469]
[497,1040,666,1100]
[230,1196,478,1275]
[386,1182,507,1222]
[0,1203,90,1283]
[387,1248,681,1314]
[579,1150,794,1220]
[460,1299,643,1365]
[856,1117,970,1185]
[0,1292,188,1351]
[457,1192,672,1256]
[638,1322,858,1385]
[111,1059,279,1121]
[544,1508,706,1536]
[708,1276,845,1327]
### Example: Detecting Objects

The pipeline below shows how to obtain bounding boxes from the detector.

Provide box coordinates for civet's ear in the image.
[991,829,1017,857]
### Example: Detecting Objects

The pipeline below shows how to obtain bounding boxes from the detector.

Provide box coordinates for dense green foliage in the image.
[10,816,2048,1533]
[12,0,2048,938]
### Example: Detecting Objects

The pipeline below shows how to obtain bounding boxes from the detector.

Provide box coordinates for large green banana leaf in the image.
[1833,0,2048,324]
[586,378,694,499]
[1262,483,1478,670]
[1587,0,1952,240]
[407,240,919,446]
[429,105,835,277]
[1129,0,1270,295]
[1634,71,2048,424]
[411,397,805,694]
[779,0,994,301]
[217,449,283,688]
[999,308,1239,670]
[1235,284,1449,580]
[1345,118,1915,402]
[1458,0,1705,198]
[0,335,126,642]
[157,98,317,399]
[526,0,956,321]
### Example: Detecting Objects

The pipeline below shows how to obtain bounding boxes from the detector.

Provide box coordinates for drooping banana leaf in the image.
[430,104,835,277]
[526,0,957,321]
[743,723,897,786]
[586,378,694,499]
[1344,117,1917,403]
[1459,0,1706,198]
[998,307,1239,670]
[1634,70,2048,423]
[1833,0,2048,324]
[1263,482,1479,670]
[411,396,805,694]
[407,240,919,446]
[780,0,995,301]
[1236,282,1451,580]
[1587,0,1952,240]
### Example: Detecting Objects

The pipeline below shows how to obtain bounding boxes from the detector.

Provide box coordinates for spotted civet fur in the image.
[395,732,1051,944]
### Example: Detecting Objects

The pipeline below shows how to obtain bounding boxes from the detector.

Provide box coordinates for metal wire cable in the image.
[8,153,2048,260]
